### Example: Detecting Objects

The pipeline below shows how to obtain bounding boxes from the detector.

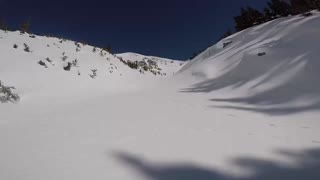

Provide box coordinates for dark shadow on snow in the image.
[112,148,320,180]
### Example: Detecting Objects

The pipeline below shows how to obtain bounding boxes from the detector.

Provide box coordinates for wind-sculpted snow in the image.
[1,13,320,180]
[180,12,320,115]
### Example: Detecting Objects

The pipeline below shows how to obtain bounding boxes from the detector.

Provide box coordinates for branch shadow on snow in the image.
[180,16,320,116]
[112,148,320,180]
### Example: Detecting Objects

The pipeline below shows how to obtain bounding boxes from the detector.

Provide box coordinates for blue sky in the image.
[0,0,269,59]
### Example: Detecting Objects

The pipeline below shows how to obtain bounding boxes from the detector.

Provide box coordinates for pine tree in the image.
[20,18,31,33]
[105,45,112,54]
[315,0,320,10]
[0,19,9,31]
[234,6,264,31]
[290,0,311,14]
[316,0,320,10]
[234,8,250,31]
[303,0,320,10]
[267,0,291,17]
[247,6,265,25]
[263,7,276,21]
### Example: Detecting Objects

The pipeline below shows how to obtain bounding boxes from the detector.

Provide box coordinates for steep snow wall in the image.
[179,12,320,115]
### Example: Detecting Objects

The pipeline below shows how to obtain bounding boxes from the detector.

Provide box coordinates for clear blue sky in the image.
[0,0,269,59]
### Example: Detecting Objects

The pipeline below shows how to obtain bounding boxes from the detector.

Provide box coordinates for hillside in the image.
[1,13,320,180]
[0,30,186,102]
[117,52,184,76]
[179,11,320,115]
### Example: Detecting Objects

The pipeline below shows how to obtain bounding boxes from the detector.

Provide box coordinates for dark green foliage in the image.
[290,0,320,14]
[267,0,291,17]
[38,60,47,68]
[20,18,31,33]
[63,62,72,71]
[118,57,127,64]
[100,49,106,57]
[0,19,9,31]
[223,41,233,48]
[75,42,81,52]
[46,57,52,63]
[118,56,139,70]
[23,43,31,52]
[105,45,112,54]
[234,6,265,31]
[0,81,20,103]
[232,0,320,33]
[143,66,149,72]
[290,0,310,14]
[127,61,139,69]
[61,52,68,61]
[89,69,97,79]
[263,7,276,21]
[72,59,79,67]
[258,52,267,56]
[45,57,54,66]
[13,44,18,49]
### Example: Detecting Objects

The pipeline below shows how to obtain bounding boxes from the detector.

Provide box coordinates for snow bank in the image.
[179,13,320,115]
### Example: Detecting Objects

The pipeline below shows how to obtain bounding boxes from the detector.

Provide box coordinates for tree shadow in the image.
[180,16,320,115]
[112,148,320,180]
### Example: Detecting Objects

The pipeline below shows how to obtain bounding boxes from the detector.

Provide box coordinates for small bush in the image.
[89,69,97,79]
[13,44,18,49]
[45,57,54,66]
[23,43,31,52]
[61,52,68,61]
[19,18,30,33]
[46,57,52,63]
[72,59,79,67]
[63,62,72,71]
[38,60,47,68]
[75,42,81,52]
[100,49,106,57]
[0,81,20,103]
[127,61,138,69]
[258,52,267,56]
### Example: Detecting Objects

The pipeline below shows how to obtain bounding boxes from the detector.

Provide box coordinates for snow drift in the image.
[179,12,320,115]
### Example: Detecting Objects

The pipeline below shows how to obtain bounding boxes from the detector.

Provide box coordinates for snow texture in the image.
[1,13,320,180]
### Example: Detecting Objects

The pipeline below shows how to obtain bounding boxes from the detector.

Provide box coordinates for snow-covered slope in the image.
[117,52,185,76]
[0,30,184,100]
[1,13,320,180]
[179,12,320,115]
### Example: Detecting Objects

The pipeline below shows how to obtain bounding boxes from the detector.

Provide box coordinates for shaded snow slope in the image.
[179,12,320,115]
[1,13,320,180]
